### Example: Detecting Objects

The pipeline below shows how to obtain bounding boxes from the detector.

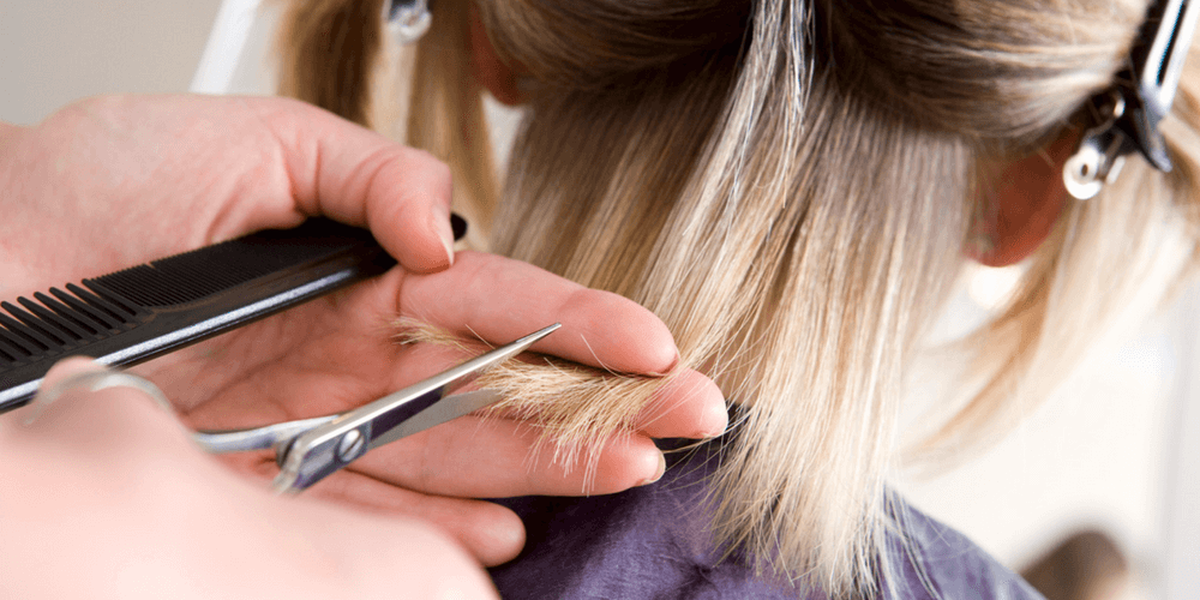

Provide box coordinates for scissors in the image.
[191,323,560,494]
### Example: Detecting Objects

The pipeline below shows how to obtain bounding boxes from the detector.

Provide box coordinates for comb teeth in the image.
[0,221,378,364]
[0,219,398,412]
[0,286,137,366]
[89,229,369,308]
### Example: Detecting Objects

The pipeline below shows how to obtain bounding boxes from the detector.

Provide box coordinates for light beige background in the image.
[0,0,223,125]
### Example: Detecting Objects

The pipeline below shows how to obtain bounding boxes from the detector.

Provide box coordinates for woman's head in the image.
[278,0,1200,594]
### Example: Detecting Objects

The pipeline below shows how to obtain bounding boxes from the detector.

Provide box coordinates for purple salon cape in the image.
[489,437,1044,599]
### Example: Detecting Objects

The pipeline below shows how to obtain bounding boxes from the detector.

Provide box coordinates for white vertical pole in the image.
[1163,284,1200,599]
[189,0,264,94]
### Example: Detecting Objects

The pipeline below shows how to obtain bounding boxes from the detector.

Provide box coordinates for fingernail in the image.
[441,233,456,267]
[700,401,729,439]
[638,452,667,486]
[431,209,455,267]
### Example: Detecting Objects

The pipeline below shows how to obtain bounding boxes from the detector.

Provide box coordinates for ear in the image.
[468,8,526,106]
[969,132,1078,267]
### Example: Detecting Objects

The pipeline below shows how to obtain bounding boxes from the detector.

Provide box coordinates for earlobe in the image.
[969,132,1078,267]
[468,9,526,106]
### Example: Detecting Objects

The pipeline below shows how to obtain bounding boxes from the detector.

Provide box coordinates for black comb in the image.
[0,218,398,413]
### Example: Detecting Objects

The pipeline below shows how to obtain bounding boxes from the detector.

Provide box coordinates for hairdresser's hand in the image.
[141,249,726,566]
[0,359,497,600]
[0,94,457,299]
[0,94,727,564]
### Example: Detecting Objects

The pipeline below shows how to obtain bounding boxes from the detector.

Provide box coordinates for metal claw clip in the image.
[1065,0,1199,199]
[192,323,560,494]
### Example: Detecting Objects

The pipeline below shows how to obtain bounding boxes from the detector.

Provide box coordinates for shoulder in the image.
[489,442,804,599]
[489,442,1044,600]
[881,497,1046,600]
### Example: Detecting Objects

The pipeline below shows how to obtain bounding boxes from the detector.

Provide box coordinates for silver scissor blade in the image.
[368,389,503,449]
[270,323,560,493]
[348,322,560,448]
[193,415,338,454]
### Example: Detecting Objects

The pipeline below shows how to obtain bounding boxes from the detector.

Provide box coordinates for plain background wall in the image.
[0,0,223,125]
[2,2,1191,598]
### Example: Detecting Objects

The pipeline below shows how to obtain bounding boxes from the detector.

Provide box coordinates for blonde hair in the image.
[278,0,1200,595]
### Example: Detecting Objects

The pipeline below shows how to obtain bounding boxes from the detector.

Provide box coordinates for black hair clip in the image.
[1064,0,1199,199]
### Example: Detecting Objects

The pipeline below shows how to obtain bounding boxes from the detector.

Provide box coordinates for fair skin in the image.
[0,95,727,597]
[2,358,498,600]
[970,132,1080,267]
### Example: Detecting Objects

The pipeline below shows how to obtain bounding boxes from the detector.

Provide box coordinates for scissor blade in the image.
[368,389,503,449]
[193,415,338,454]
[353,322,560,450]
[272,323,559,493]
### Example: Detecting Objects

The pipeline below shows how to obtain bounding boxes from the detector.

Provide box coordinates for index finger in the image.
[397,251,678,376]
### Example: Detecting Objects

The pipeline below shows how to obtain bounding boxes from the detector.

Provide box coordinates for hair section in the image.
[276,0,1200,595]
